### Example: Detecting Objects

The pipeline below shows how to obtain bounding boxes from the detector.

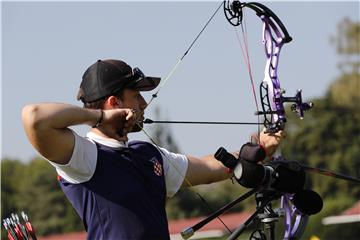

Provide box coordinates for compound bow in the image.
[224,1,313,239]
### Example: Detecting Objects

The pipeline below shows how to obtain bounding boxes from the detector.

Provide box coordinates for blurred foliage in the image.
[280,18,360,240]
[328,72,360,109]
[330,18,359,82]
[1,159,25,219]
[331,18,359,56]
[1,158,84,236]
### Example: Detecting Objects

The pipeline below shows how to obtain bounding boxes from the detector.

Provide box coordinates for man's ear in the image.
[104,96,122,109]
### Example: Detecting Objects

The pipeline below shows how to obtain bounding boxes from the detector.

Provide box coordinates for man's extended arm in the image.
[183,130,284,186]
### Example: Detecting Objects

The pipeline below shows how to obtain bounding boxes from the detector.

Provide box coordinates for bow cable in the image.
[233,8,262,135]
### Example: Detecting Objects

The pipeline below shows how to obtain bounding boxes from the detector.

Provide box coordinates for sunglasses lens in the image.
[133,67,145,79]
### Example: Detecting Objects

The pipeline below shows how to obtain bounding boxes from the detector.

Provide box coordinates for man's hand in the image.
[258,129,286,157]
[97,108,138,141]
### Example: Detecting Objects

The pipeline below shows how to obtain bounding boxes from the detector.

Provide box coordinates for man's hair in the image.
[82,99,107,109]
[77,89,124,109]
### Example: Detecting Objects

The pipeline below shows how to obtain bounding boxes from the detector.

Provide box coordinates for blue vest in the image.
[58,140,170,240]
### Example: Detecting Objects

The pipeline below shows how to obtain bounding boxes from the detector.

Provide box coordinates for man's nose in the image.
[139,95,147,110]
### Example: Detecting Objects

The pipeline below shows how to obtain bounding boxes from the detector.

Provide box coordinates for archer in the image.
[22,58,284,239]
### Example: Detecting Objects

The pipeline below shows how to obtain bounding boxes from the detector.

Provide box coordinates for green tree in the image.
[1,159,26,218]
[16,158,83,235]
[282,18,360,239]
[1,158,84,236]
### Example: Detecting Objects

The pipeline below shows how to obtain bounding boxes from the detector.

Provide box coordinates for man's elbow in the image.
[22,104,44,130]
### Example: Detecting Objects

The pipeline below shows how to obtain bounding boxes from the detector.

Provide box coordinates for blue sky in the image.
[2,1,359,161]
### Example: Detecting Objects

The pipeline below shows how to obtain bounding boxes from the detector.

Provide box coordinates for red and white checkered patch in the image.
[153,160,163,176]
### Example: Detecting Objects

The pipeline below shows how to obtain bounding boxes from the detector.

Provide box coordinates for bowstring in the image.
[146,1,224,109]
[233,8,261,138]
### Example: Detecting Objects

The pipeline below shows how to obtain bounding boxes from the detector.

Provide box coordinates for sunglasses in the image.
[133,67,145,80]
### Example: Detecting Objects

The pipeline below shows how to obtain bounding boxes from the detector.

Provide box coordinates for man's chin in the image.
[131,123,143,133]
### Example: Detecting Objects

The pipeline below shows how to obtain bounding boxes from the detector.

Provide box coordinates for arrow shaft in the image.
[143,119,261,125]
[301,165,360,183]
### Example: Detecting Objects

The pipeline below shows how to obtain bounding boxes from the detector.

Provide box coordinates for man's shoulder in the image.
[129,140,163,159]
[128,140,157,152]
[128,140,151,147]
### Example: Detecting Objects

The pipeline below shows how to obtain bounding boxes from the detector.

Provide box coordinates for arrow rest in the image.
[257,82,286,133]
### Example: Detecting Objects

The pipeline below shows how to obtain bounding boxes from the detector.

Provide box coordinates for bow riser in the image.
[262,15,287,132]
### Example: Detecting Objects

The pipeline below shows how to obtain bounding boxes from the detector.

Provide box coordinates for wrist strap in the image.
[240,142,266,163]
[92,110,104,128]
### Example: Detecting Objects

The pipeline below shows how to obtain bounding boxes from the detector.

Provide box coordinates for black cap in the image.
[77,59,160,103]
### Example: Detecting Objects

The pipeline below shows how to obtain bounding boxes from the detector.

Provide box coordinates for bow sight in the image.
[257,84,314,133]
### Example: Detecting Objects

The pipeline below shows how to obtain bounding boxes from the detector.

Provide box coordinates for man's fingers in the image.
[99,108,142,138]
[276,130,286,138]
[125,109,136,120]
[263,129,286,139]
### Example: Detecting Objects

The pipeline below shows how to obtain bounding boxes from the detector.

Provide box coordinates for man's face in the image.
[118,88,147,132]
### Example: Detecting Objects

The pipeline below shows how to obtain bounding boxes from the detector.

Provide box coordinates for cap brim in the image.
[132,76,161,91]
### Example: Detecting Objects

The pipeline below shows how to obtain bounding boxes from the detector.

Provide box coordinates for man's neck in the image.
[91,128,128,143]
